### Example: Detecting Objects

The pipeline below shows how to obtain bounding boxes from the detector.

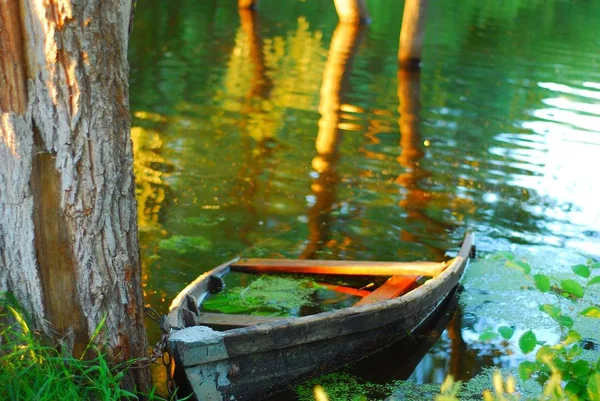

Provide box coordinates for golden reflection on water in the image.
[131,126,171,234]
[396,69,448,259]
[302,23,365,259]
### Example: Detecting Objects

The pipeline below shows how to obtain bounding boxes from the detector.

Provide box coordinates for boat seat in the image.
[231,259,445,276]
[353,275,419,306]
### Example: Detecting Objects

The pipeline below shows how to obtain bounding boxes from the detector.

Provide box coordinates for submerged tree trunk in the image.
[333,0,370,23]
[399,0,429,68]
[0,0,151,391]
[238,0,258,10]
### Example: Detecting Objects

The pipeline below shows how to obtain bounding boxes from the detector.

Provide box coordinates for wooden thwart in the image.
[231,258,446,277]
[197,313,285,328]
[317,283,371,298]
[354,276,418,307]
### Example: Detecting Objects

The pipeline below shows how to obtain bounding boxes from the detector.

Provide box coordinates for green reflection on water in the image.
[129,0,600,394]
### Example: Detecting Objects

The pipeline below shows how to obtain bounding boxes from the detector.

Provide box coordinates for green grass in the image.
[0,292,167,401]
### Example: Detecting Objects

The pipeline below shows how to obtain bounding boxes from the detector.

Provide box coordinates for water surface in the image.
[129,0,600,396]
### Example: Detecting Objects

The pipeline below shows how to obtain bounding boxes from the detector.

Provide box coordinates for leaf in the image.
[479,331,499,341]
[560,279,585,298]
[591,262,600,269]
[556,315,574,328]
[494,251,515,261]
[518,361,538,381]
[567,344,583,359]
[587,372,600,401]
[519,330,537,354]
[540,304,561,318]
[572,264,591,278]
[498,326,515,340]
[533,274,551,292]
[506,260,531,274]
[572,360,590,377]
[564,381,580,396]
[588,276,600,286]
[580,306,600,318]
[536,345,556,364]
[564,330,582,345]
[515,260,531,274]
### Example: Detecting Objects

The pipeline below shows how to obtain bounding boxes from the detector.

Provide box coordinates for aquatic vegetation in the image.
[478,255,600,400]
[177,215,225,227]
[0,292,172,401]
[157,235,212,253]
[202,276,321,316]
[297,372,393,401]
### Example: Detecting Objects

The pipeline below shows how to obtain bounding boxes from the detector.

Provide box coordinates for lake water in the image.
[128,0,600,398]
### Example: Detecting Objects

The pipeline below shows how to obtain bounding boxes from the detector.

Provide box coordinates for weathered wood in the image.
[198,313,285,329]
[318,283,370,298]
[231,258,446,277]
[168,259,237,328]
[0,0,150,391]
[0,0,27,113]
[353,275,418,306]
[31,130,87,353]
[399,0,429,68]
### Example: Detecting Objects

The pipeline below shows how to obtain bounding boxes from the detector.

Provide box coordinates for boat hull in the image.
[168,233,474,401]
[177,287,454,400]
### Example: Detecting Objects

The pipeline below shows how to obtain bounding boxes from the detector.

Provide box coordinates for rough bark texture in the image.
[0,0,150,391]
[399,0,429,68]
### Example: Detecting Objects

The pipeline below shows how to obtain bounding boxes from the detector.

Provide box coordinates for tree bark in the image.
[0,0,151,392]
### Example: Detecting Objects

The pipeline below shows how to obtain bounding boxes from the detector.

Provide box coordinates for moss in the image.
[296,372,393,401]
[387,380,441,401]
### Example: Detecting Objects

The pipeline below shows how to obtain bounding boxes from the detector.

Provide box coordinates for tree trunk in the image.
[0,0,151,392]
[333,0,370,23]
[399,0,429,68]
[238,0,258,10]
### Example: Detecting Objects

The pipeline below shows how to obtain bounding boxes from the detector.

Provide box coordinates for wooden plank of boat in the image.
[316,282,371,298]
[353,259,451,306]
[167,258,237,329]
[197,313,285,329]
[168,232,475,401]
[231,258,446,277]
[353,275,419,306]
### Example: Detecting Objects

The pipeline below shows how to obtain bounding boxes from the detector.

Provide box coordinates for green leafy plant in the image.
[0,292,172,401]
[479,256,600,401]
[301,372,392,401]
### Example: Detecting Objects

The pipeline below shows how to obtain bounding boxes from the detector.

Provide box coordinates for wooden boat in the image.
[167,232,475,401]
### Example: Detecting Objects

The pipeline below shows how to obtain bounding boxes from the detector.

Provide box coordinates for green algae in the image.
[202,276,321,316]
[157,235,212,253]
[296,372,394,401]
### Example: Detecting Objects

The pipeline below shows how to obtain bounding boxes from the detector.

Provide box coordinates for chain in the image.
[144,306,179,400]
